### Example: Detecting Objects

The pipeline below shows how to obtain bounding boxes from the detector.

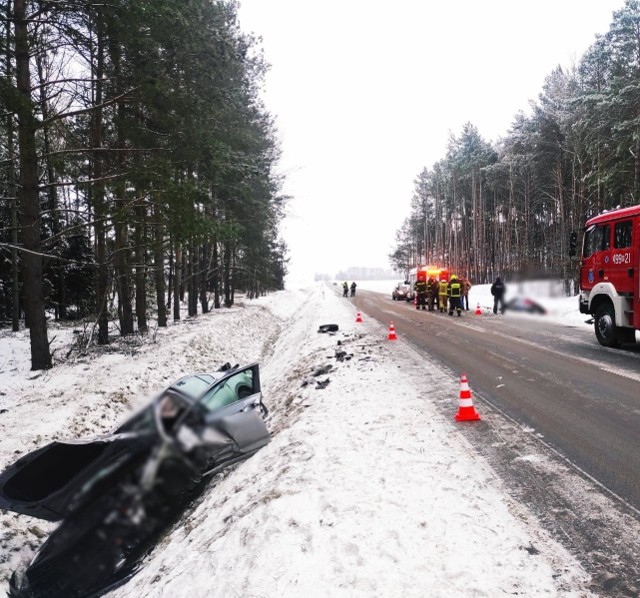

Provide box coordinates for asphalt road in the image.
[353,289,640,596]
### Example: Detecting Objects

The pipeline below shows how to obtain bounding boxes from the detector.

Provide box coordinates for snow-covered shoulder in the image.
[109,283,592,598]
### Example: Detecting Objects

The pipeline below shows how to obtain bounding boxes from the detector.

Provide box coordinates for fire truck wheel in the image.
[594,303,619,347]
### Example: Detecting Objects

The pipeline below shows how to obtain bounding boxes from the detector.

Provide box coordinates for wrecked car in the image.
[503,296,547,315]
[0,363,270,598]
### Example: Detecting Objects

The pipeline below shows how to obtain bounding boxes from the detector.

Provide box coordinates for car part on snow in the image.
[318,324,339,333]
[454,374,481,422]
[2,363,270,598]
[312,364,333,377]
[334,350,352,362]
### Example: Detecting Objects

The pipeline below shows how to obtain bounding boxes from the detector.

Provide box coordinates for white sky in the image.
[237,0,624,282]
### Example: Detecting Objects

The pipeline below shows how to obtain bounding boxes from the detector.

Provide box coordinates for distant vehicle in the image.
[1,363,270,598]
[570,205,640,347]
[392,282,410,301]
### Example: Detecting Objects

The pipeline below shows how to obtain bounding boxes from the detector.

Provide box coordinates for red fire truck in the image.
[570,205,640,347]
[407,266,447,302]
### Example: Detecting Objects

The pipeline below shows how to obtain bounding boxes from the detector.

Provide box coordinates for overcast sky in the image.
[237,0,624,282]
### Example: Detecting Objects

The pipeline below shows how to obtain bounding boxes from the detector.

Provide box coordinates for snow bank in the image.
[0,284,592,596]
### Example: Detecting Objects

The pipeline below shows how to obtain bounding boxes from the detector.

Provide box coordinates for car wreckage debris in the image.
[317,324,339,333]
[312,364,333,377]
[1,363,270,598]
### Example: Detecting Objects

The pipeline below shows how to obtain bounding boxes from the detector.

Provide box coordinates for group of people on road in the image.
[342,281,357,297]
[413,274,472,315]
[413,274,507,316]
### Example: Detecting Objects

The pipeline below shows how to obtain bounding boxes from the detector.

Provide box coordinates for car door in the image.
[174,364,269,471]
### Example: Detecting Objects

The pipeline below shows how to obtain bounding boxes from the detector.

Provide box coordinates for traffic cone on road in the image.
[355,311,363,323]
[475,303,482,316]
[454,374,481,421]
[387,322,398,341]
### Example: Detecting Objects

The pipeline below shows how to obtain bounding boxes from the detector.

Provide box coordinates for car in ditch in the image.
[0,362,270,598]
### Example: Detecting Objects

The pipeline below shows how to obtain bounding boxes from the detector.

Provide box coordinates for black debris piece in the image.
[315,379,330,390]
[312,364,333,377]
[318,324,339,333]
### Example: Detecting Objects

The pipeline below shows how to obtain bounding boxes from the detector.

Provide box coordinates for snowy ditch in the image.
[0,283,594,596]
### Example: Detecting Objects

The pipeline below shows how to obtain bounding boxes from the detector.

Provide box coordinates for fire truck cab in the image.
[570,205,640,347]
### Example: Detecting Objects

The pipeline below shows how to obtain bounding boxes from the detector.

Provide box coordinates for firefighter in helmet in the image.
[427,276,438,311]
[448,274,463,317]
[414,276,428,310]
[437,276,448,312]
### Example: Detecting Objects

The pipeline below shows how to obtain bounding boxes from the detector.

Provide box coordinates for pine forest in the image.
[390,1,640,294]
[0,1,287,369]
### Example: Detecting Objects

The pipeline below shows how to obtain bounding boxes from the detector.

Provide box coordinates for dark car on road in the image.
[0,363,270,598]
[392,282,410,301]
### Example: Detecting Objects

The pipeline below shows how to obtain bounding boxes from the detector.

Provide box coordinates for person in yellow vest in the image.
[437,278,448,312]
[448,275,463,316]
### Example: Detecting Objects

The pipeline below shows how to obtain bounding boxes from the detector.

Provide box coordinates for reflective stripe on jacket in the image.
[449,281,461,298]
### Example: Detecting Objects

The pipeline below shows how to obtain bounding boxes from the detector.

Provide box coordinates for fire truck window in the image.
[614,221,632,249]
[583,225,610,257]
[583,226,595,258]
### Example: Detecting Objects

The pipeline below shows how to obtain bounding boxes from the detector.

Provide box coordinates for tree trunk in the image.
[14,0,51,369]
[36,49,65,320]
[188,239,197,317]
[223,240,232,307]
[135,200,148,333]
[6,2,19,331]
[173,245,181,321]
[200,240,209,313]
[91,12,109,345]
[153,204,167,327]
[109,34,133,336]
[213,238,220,309]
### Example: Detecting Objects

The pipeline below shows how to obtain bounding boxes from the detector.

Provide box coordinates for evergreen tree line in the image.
[0,0,288,370]
[390,0,640,293]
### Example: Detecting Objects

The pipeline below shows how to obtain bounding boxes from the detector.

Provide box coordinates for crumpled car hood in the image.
[0,434,155,521]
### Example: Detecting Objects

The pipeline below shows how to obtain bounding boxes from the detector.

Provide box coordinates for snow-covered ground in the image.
[0,281,597,597]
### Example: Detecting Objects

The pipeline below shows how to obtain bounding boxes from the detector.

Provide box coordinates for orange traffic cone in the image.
[355,311,363,323]
[387,322,398,340]
[454,374,481,421]
[475,303,482,316]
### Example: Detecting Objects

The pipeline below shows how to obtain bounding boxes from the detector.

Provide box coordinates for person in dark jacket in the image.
[490,276,506,314]
[414,278,428,310]
[350,281,357,297]
[343,281,349,297]
[427,276,438,311]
